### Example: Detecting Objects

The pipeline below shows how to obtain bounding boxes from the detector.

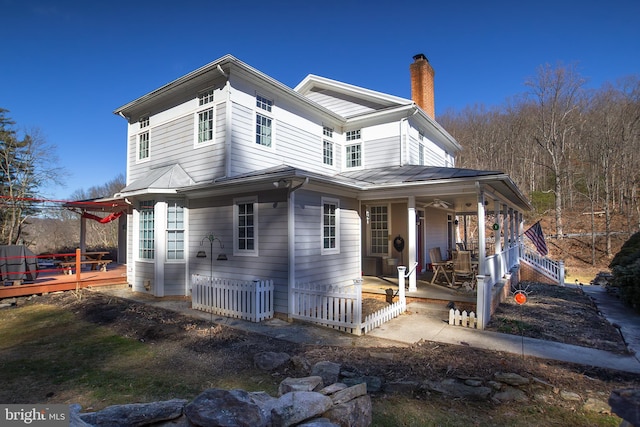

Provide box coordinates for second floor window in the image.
[419,144,425,166]
[323,126,333,166]
[323,140,333,166]
[199,88,214,106]
[256,114,272,147]
[345,129,361,168]
[138,131,149,160]
[198,107,214,143]
[256,95,273,147]
[346,144,361,168]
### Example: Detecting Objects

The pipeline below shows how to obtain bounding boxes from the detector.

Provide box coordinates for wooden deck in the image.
[0,264,128,298]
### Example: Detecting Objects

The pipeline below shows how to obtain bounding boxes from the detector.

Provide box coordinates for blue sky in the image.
[2,0,638,200]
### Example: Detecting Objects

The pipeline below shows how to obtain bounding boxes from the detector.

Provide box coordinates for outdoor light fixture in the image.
[196,251,207,258]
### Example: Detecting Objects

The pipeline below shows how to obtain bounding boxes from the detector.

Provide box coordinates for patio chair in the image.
[452,250,476,290]
[429,247,453,286]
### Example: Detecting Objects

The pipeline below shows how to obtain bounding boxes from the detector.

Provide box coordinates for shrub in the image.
[609,231,640,312]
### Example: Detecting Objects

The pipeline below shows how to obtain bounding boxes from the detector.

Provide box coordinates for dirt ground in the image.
[7,284,637,424]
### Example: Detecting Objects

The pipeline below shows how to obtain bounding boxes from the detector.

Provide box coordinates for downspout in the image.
[287,177,309,320]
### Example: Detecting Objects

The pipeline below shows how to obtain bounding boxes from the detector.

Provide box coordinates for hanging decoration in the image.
[82,211,124,224]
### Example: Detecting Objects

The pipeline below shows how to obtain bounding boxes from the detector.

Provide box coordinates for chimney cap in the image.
[413,53,428,62]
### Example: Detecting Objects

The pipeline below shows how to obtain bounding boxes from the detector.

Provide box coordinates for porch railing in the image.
[191,275,274,322]
[520,247,565,285]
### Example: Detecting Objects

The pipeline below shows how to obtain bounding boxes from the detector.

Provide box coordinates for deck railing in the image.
[191,275,274,322]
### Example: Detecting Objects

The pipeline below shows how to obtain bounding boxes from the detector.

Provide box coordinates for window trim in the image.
[233,197,259,257]
[137,130,150,163]
[322,126,334,167]
[321,197,340,255]
[138,200,155,261]
[368,205,389,256]
[255,94,274,149]
[194,106,215,147]
[166,201,185,262]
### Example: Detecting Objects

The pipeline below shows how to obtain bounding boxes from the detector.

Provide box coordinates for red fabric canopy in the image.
[82,211,124,224]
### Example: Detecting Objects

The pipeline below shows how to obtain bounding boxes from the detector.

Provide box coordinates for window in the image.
[418,143,424,166]
[256,113,272,147]
[346,130,361,141]
[166,202,184,260]
[346,144,361,168]
[235,198,258,255]
[370,206,388,255]
[256,95,273,147]
[198,88,214,106]
[139,200,155,260]
[139,117,149,128]
[323,140,333,166]
[198,107,214,143]
[345,129,362,168]
[322,198,339,254]
[323,126,333,166]
[138,131,149,160]
[256,95,273,112]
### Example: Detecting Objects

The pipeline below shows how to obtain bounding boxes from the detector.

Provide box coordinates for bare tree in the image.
[525,63,587,238]
[0,109,64,245]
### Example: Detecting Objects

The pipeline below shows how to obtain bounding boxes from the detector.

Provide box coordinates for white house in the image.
[110,53,532,323]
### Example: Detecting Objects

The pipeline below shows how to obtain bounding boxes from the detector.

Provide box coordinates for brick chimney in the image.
[410,53,435,118]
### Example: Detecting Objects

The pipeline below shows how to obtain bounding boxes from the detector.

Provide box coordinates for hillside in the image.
[534,212,631,282]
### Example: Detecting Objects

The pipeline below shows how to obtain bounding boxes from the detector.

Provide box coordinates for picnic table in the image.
[55,251,112,274]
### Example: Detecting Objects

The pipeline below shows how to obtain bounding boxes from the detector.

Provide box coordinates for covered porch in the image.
[352,166,532,329]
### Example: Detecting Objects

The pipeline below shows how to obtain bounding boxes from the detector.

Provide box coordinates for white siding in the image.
[188,193,290,314]
[294,190,361,285]
[425,208,449,263]
[364,136,400,169]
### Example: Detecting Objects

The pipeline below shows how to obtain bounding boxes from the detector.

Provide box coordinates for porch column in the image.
[477,191,486,276]
[80,216,87,254]
[154,201,167,297]
[288,191,296,321]
[494,200,503,278]
[407,196,417,292]
[494,200,501,255]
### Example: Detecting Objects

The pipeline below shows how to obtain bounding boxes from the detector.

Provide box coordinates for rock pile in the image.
[71,354,372,427]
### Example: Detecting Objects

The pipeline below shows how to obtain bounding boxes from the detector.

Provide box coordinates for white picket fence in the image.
[291,279,406,336]
[191,275,274,322]
[361,298,407,334]
[449,308,477,328]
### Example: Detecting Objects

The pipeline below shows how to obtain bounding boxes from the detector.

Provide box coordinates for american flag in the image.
[525,221,548,256]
